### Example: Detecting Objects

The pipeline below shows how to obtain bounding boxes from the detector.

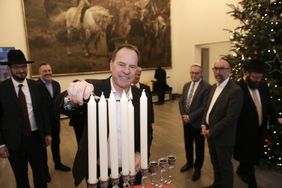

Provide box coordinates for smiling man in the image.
[56,43,153,187]
[37,63,70,183]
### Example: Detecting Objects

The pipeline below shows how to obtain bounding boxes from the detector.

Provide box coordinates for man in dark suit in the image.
[56,44,153,187]
[38,63,70,182]
[154,65,171,104]
[234,61,282,188]
[178,64,211,181]
[0,49,51,188]
[201,59,243,188]
[133,66,154,124]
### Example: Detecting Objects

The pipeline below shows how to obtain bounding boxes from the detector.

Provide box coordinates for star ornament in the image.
[266,54,282,74]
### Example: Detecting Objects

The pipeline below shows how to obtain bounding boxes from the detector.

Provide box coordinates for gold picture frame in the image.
[22,0,171,76]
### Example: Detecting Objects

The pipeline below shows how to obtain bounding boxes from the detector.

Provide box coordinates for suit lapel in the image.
[7,79,20,106]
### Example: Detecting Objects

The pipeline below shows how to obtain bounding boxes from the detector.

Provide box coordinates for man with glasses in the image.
[201,59,243,188]
[178,64,211,181]
[234,60,282,188]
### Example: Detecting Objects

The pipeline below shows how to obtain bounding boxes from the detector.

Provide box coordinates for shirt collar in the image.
[217,77,229,88]
[110,77,132,98]
[11,77,28,88]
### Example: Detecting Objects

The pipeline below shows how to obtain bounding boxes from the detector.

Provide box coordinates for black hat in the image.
[244,60,267,74]
[1,49,34,65]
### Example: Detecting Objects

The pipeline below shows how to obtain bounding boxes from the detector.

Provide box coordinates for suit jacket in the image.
[202,79,243,146]
[0,79,51,150]
[37,79,61,127]
[179,80,211,128]
[56,77,153,186]
[234,79,278,163]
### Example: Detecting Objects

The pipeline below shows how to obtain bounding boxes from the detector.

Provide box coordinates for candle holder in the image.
[99,179,109,188]
[166,154,176,185]
[158,157,167,187]
[122,174,131,187]
[129,175,136,187]
[110,175,120,188]
[141,168,149,188]
[87,182,98,188]
[149,160,159,187]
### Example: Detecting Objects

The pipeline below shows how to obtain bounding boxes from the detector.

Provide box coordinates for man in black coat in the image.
[154,65,171,104]
[38,63,70,182]
[234,60,282,188]
[178,64,211,181]
[56,44,153,187]
[201,59,243,188]
[0,49,51,188]
[132,66,154,124]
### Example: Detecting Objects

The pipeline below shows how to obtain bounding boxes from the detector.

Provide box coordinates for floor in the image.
[0,100,281,188]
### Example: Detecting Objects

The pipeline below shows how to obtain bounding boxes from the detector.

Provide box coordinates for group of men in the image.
[0,50,71,188]
[1,44,281,188]
[179,59,282,188]
[0,44,154,188]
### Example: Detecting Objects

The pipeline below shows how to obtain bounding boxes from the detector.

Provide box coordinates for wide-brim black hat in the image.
[244,60,268,74]
[1,49,34,65]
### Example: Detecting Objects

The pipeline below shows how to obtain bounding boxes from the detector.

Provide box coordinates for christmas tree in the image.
[225,0,282,168]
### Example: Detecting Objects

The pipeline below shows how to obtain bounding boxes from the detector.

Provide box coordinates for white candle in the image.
[98,93,108,181]
[87,95,98,184]
[121,91,129,175]
[108,92,119,179]
[140,90,148,169]
[128,100,135,176]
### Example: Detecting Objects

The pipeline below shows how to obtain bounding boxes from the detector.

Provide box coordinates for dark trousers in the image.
[183,123,205,171]
[237,162,257,188]
[208,139,234,188]
[43,123,61,173]
[8,131,47,188]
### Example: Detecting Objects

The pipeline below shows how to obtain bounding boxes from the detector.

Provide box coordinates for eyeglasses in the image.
[212,67,229,72]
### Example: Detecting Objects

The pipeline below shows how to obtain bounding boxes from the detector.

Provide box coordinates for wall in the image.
[0,0,239,92]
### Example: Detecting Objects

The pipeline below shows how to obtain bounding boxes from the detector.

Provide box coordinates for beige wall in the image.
[0,0,239,92]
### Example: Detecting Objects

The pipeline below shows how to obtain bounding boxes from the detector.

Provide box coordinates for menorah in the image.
[87,90,148,188]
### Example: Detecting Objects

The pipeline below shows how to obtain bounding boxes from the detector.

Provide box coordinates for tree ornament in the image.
[266,54,282,74]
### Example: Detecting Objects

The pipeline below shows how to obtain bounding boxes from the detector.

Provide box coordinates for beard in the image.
[11,73,27,82]
[245,76,260,89]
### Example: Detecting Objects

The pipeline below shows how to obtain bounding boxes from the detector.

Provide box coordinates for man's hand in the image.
[200,124,209,137]
[135,152,141,173]
[181,115,190,124]
[0,146,9,158]
[45,136,52,146]
[67,80,94,106]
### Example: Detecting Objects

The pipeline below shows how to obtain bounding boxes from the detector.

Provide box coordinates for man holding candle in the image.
[56,43,153,187]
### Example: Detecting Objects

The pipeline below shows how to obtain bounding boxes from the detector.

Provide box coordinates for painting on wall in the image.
[22,0,171,76]
[0,47,15,81]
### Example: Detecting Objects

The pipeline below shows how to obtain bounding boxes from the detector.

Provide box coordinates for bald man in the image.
[201,59,243,188]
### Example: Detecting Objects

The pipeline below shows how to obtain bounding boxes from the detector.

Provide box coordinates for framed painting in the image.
[0,47,15,81]
[22,0,171,76]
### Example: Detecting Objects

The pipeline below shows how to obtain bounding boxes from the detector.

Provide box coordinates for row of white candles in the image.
[87,90,148,184]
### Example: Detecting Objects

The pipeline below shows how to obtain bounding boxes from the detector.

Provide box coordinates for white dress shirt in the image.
[12,77,38,131]
[205,78,230,125]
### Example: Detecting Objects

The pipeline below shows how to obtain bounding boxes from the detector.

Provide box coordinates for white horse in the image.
[66,6,112,56]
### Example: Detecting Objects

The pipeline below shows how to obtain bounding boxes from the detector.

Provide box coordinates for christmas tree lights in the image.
[225,0,282,168]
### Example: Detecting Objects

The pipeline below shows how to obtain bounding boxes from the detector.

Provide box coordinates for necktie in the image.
[186,82,195,110]
[18,84,31,135]
[251,89,262,126]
